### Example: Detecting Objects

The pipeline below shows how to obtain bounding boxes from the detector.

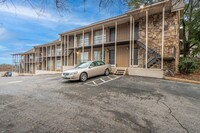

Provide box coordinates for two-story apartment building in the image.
[12,0,184,78]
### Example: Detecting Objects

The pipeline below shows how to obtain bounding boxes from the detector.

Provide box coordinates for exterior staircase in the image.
[114,67,127,75]
[135,40,161,68]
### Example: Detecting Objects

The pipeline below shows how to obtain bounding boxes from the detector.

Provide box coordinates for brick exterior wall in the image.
[137,11,180,72]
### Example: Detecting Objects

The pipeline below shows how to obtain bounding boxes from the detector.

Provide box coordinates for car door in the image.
[87,62,97,77]
[96,61,105,75]
[93,61,102,76]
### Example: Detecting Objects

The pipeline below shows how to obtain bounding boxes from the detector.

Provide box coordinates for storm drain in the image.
[85,75,121,86]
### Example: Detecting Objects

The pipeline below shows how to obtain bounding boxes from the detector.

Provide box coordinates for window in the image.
[94,30,106,45]
[134,48,138,65]
[109,49,115,64]
[96,61,105,66]
[47,47,51,56]
[109,28,115,42]
[79,33,89,46]
[56,45,61,56]
[93,51,106,61]
[90,62,95,67]
[94,51,102,61]
[56,59,61,69]
[80,52,89,62]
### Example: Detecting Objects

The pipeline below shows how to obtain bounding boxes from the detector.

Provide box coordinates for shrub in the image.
[178,58,199,74]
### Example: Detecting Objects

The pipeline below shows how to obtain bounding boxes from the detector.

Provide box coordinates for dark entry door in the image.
[134,48,138,65]
[110,28,115,42]
[109,49,115,65]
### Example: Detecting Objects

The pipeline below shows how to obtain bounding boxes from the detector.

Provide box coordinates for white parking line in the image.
[100,79,106,82]
[107,76,113,80]
[92,81,97,85]
[85,75,121,86]
[7,81,23,84]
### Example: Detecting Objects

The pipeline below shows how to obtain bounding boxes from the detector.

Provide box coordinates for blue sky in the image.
[0,0,128,64]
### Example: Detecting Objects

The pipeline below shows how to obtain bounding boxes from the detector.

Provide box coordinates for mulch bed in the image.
[174,71,200,82]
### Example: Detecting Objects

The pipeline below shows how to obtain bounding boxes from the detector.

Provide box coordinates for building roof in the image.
[34,39,60,48]
[60,0,184,36]
[23,49,34,54]
[12,49,34,56]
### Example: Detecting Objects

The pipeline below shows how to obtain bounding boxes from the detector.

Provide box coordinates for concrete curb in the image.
[165,77,200,85]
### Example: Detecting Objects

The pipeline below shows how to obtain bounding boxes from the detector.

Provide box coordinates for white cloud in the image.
[0,27,10,41]
[0,4,93,26]
[24,43,39,47]
[0,45,10,51]
[0,3,54,21]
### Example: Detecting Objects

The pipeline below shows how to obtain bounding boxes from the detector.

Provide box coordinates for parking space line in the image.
[100,79,106,82]
[107,76,113,80]
[85,75,121,86]
[7,81,23,84]
[92,81,97,85]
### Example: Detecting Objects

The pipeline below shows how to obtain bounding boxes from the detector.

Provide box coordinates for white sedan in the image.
[62,61,111,82]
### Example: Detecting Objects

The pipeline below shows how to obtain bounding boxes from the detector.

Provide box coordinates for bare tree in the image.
[0,0,129,16]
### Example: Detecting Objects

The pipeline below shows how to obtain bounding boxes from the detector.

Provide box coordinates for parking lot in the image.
[0,74,200,133]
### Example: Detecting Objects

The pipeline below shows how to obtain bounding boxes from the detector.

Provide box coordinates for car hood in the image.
[63,68,85,73]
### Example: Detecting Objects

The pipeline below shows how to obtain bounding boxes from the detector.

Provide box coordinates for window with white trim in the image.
[80,52,89,62]
[93,51,102,61]
[94,30,106,45]
[79,33,89,46]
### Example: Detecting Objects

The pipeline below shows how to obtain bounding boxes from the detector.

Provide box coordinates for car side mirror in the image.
[89,66,93,68]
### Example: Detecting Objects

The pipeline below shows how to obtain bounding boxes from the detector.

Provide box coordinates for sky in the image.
[0,0,128,64]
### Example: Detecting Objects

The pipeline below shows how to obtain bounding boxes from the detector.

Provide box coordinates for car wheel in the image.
[80,72,88,82]
[104,69,109,76]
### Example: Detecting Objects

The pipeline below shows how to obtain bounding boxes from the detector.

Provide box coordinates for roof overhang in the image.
[34,39,61,48]
[60,0,183,36]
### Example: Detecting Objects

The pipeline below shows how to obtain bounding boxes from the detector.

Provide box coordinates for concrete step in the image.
[114,68,127,75]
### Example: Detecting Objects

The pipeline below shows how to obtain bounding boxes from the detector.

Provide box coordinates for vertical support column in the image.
[115,21,118,67]
[67,35,69,66]
[145,10,148,69]
[16,55,17,73]
[64,35,66,66]
[61,36,63,71]
[74,33,76,66]
[12,55,13,72]
[22,55,24,73]
[32,53,34,74]
[42,47,43,70]
[82,30,85,54]
[19,55,20,73]
[132,17,135,66]
[25,55,27,73]
[55,44,57,71]
[29,54,30,73]
[34,53,36,74]
[46,46,47,71]
[22,56,26,73]
[129,15,133,67]
[102,25,104,61]
[91,28,94,60]
[50,45,51,71]
[161,7,165,70]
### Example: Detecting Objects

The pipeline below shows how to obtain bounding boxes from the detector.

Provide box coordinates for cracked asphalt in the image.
[0,74,200,133]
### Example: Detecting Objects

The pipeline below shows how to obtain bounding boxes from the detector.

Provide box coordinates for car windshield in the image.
[75,62,91,68]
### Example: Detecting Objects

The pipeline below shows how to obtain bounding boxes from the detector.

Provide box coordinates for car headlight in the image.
[70,71,78,75]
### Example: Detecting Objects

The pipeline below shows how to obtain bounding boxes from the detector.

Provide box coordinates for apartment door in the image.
[117,45,129,67]
[110,28,115,42]
[109,49,115,65]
